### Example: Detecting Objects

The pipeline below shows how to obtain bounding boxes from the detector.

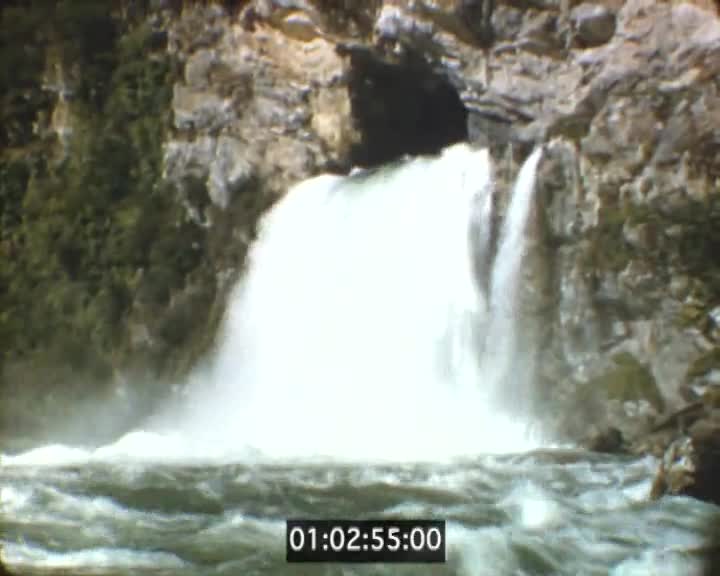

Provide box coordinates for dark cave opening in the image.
[346,49,468,168]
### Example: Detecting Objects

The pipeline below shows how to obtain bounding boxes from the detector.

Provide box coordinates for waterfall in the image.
[173,143,544,461]
[484,150,544,406]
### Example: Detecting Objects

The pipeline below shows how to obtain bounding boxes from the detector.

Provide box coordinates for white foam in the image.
[2,444,91,467]
[1,430,259,467]
[1,542,185,570]
[611,549,705,576]
[448,524,519,576]
[500,482,564,530]
[0,485,33,512]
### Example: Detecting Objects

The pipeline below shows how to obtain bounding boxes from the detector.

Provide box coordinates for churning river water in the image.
[3,445,720,575]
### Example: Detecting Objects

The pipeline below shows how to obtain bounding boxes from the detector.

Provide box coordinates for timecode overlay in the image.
[286,519,446,563]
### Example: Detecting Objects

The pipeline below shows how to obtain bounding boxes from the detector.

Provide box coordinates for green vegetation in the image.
[685,348,720,386]
[586,200,629,272]
[0,2,268,440]
[584,193,720,343]
[590,352,665,412]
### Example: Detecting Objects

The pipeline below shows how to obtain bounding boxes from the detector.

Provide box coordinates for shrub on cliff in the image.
[0,2,224,441]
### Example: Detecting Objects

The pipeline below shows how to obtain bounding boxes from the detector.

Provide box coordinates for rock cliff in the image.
[2,0,720,447]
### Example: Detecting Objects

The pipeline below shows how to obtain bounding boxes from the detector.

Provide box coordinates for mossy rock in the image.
[702,387,720,409]
[591,352,665,412]
[686,348,720,383]
[678,303,707,327]
[583,202,632,272]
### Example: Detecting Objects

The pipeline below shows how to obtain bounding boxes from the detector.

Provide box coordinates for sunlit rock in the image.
[208,136,255,209]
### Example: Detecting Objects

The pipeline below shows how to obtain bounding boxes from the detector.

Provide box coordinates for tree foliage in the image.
[0,1,272,441]
[0,2,207,436]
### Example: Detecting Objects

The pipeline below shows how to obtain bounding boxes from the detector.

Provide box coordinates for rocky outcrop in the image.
[163,3,359,213]
[584,425,625,453]
[650,418,720,505]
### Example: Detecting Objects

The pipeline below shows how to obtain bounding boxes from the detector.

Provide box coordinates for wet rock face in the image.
[585,425,625,453]
[160,1,720,438]
[650,419,720,506]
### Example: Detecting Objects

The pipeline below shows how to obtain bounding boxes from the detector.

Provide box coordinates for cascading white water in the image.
[3,142,544,467]
[484,150,544,405]
[172,143,544,461]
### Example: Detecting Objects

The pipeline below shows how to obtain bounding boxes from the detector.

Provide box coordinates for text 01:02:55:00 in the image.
[286,519,445,563]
